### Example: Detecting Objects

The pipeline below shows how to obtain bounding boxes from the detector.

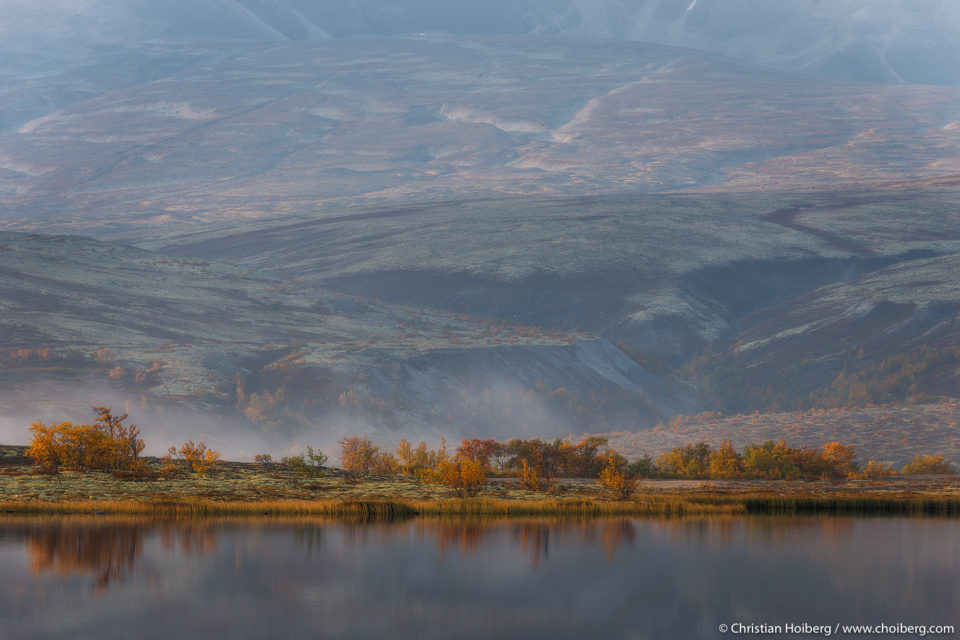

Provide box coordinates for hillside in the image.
[2,14,959,454]
[687,253,960,413]
[597,402,960,469]
[0,231,695,454]
[3,37,960,232]
[135,189,960,386]
[10,185,960,451]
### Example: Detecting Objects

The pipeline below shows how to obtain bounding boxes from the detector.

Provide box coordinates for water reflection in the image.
[601,519,636,561]
[0,516,957,640]
[412,519,639,567]
[5,519,220,591]
[429,520,485,557]
[24,521,143,590]
[513,522,551,567]
[159,523,218,556]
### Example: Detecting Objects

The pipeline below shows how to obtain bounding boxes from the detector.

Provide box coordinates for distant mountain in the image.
[3,37,959,231]
[2,0,958,84]
[4,2,960,451]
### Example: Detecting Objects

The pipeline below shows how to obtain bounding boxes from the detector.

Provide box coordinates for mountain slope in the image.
[3,37,960,231]
[141,190,960,371]
[689,253,960,412]
[0,231,695,449]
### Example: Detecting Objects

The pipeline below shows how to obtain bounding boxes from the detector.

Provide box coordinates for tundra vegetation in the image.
[334,435,955,499]
[8,412,958,517]
[279,447,329,478]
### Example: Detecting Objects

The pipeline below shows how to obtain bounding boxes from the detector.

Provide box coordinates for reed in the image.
[743,495,960,515]
[2,493,957,520]
[0,496,745,519]
[0,499,417,519]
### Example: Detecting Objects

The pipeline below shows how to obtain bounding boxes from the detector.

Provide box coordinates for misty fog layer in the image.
[1,0,958,83]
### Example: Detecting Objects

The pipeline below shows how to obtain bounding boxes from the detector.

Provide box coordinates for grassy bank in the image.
[2,493,959,519]
[0,495,739,518]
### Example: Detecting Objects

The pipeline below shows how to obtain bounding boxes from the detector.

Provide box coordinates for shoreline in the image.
[3,491,959,520]
[3,445,959,519]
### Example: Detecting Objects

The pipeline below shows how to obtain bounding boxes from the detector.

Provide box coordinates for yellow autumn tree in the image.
[438,458,486,497]
[597,459,639,500]
[708,440,743,479]
[822,441,859,477]
[26,407,145,474]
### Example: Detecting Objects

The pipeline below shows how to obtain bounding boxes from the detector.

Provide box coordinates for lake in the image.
[0,516,957,639]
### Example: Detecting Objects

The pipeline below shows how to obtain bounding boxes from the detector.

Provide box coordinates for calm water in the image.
[0,516,957,639]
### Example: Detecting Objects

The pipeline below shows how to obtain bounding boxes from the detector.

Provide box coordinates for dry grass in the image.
[2,492,958,520]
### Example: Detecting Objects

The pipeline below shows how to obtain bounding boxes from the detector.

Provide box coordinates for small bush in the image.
[254,453,273,466]
[625,454,655,478]
[518,459,552,491]
[438,459,486,497]
[597,460,639,500]
[853,460,896,479]
[281,447,328,477]
[902,455,957,475]
[166,440,220,475]
[370,452,399,475]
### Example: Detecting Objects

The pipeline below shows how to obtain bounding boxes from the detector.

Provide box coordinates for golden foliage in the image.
[437,459,486,497]
[853,460,896,479]
[339,436,400,474]
[371,452,400,475]
[597,459,639,500]
[25,407,145,473]
[902,455,957,475]
[656,442,712,479]
[708,440,744,479]
[166,440,221,475]
[339,436,378,472]
[518,459,552,491]
[396,439,448,477]
[822,441,859,477]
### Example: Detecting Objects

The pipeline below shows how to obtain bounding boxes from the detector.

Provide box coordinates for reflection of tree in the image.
[419,519,642,567]
[26,522,143,591]
[292,526,325,557]
[514,523,550,568]
[159,523,218,556]
[418,520,553,566]
[601,520,636,561]
[22,519,221,591]
[428,521,484,558]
